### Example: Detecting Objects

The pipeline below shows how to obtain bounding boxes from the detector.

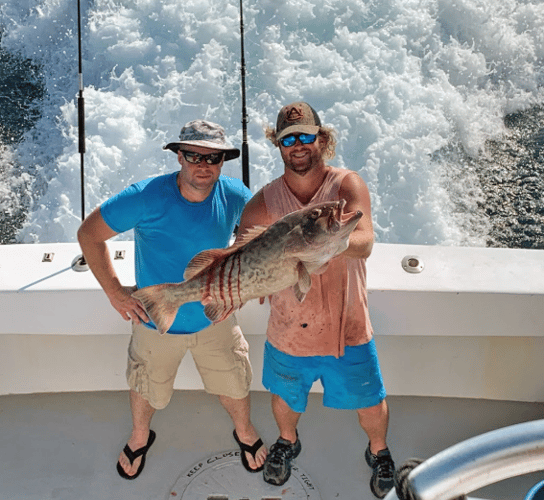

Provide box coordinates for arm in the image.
[338,172,374,259]
[234,189,273,243]
[77,207,149,323]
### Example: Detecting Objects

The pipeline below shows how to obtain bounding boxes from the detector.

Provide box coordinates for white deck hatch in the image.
[169,451,321,500]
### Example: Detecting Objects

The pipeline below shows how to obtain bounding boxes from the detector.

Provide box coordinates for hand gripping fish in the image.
[132,199,362,334]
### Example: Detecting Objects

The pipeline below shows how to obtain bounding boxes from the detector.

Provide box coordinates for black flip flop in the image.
[116,429,156,480]
[233,429,265,473]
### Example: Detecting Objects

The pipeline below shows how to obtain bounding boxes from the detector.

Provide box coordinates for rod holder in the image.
[71,254,89,272]
[402,255,424,273]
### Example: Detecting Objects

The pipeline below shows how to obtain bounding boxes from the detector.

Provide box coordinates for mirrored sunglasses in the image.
[181,150,224,165]
[279,133,317,148]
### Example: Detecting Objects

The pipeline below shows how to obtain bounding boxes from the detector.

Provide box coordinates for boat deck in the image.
[1,389,543,500]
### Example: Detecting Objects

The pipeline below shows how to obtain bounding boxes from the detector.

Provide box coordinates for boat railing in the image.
[386,419,544,500]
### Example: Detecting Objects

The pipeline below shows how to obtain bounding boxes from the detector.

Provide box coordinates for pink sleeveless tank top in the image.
[262,167,373,358]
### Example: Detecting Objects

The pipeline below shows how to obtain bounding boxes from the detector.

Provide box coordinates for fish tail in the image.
[132,284,184,335]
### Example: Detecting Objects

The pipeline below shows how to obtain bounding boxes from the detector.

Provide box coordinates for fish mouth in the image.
[330,199,363,233]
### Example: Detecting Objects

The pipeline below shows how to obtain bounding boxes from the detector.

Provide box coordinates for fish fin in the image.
[236,225,268,245]
[293,284,307,303]
[204,302,240,323]
[132,284,181,335]
[293,261,312,302]
[184,248,232,280]
[184,226,267,280]
[297,261,312,292]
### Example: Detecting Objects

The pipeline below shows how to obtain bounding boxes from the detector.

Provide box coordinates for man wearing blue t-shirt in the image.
[78,120,267,480]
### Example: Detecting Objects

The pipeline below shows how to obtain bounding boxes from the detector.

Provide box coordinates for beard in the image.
[281,146,323,176]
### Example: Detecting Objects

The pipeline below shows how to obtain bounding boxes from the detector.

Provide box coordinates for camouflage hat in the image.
[275,102,321,140]
[163,119,240,161]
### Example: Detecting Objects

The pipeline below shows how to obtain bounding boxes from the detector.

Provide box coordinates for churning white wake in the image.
[1,0,543,245]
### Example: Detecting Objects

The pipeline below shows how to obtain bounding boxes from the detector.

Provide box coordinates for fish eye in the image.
[310,209,321,219]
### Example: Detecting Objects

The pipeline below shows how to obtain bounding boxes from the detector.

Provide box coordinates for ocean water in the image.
[0,0,543,247]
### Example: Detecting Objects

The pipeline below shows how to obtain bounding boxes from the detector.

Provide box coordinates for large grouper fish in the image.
[132,199,363,334]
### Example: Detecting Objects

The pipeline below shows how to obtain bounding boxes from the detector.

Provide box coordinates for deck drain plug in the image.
[168,450,322,500]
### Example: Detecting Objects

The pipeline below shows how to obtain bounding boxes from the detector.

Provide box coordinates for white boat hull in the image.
[1,242,543,402]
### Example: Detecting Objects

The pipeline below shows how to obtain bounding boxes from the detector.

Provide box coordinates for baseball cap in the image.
[163,119,240,161]
[275,102,321,140]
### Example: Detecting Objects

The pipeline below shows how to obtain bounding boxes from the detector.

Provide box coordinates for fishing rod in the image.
[77,0,85,221]
[239,0,249,188]
[73,0,89,272]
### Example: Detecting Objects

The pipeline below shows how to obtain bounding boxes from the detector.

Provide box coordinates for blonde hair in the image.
[264,125,337,160]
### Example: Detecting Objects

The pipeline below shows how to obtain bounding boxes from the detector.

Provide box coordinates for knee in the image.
[356,399,388,421]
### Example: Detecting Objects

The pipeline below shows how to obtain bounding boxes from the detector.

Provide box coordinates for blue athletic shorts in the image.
[262,339,387,413]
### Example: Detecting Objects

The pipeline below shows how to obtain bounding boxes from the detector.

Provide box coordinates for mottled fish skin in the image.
[132,199,362,334]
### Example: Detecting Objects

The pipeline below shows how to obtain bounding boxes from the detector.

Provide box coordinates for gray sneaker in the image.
[263,434,302,486]
[365,445,395,499]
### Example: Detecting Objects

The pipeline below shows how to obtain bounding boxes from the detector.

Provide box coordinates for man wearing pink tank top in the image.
[237,102,395,498]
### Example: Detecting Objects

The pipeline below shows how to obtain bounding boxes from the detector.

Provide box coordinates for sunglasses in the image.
[279,133,317,148]
[181,150,224,165]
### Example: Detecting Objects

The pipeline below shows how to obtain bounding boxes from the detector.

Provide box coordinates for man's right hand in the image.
[78,207,151,325]
[108,285,150,324]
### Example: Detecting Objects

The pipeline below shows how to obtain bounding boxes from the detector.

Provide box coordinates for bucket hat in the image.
[164,120,240,161]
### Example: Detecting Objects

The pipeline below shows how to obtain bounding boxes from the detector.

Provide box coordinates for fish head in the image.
[289,199,363,264]
[300,199,362,241]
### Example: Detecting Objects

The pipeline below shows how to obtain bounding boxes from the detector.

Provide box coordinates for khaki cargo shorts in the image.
[127,316,252,409]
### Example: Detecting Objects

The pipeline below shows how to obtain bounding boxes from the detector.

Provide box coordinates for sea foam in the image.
[0,0,542,245]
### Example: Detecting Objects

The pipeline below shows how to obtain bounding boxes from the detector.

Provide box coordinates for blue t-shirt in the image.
[101,172,252,334]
